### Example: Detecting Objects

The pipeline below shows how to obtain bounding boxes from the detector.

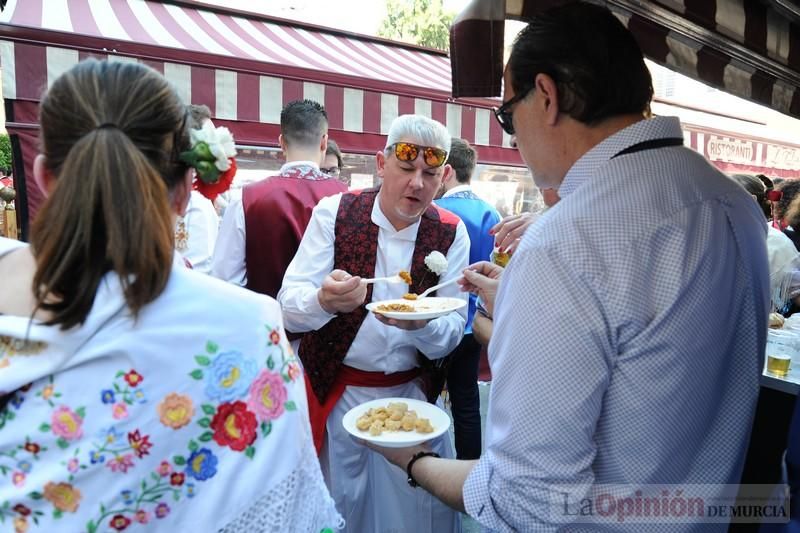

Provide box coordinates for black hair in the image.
[280,99,328,149]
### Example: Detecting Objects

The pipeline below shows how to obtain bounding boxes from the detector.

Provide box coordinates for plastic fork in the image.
[415,277,461,299]
[361,274,407,284]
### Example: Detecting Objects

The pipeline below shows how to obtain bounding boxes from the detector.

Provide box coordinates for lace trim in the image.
[218,439,343,532]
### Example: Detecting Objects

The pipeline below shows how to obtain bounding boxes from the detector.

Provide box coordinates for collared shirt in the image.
[435,185,500,333]
[211,161,323,286]
[175,191,219,274]
[278,193,469,372]
[463,116,769,532]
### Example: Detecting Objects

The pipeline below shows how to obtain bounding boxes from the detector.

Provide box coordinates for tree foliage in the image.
[378,0,455,51]
[0,134,10,173]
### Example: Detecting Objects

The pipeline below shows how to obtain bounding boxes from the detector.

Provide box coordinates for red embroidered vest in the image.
[299,188,460,403]
[243,165,347,299]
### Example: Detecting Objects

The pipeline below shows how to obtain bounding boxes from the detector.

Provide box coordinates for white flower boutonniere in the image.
[424,251,448,276]
[188,121,237,172]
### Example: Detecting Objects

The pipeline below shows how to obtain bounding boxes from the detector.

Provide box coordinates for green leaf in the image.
[245,446,255,459]
[29,491,43,500]
[173,490,180,502]
[194,355,211,366]
[261,422,272,437]
[198,418,211,428]
[189,369,204,380]
[151,472,160,482]
[56,438,70,450]
[198,431,214,442]
[205,341,219,354]
[201,404,216,416]
[115,371,125,378]
[75,407,86,419]
[284,401,297,412]
[38,423,51,432]
[188,440,198,452]
[267,356,275,370]
[53,509,63,519]
[87,521,97,533]
[113,383,122,393]
[173,455,186,466]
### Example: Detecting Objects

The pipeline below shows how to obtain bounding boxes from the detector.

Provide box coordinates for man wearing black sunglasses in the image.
[278,114,469,533]
[370,3,769,531]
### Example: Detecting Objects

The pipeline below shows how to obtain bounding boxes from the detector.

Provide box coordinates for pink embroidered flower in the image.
[247,370,287,422]
[67,458,79,473]
[155,503,170,519]
[106,454,135,473]
[157,461,172,477]
[112,403,128,420]
[12,471,25,487]
[287,362,301,382]
[269,329,281,345]
[134,510,149,524]
[51,406,83,441]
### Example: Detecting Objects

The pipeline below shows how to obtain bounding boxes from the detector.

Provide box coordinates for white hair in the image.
[384,114,451,154]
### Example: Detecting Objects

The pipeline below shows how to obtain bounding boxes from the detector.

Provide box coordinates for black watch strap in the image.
[406,451,440,487]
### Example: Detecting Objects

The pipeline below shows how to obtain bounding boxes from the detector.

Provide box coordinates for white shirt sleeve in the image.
[211,198,247,286]
[277,194,341,332]
[406,220,470,358]
[183,192,220,274]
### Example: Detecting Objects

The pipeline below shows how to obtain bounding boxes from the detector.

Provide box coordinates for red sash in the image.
[305,365,420,454]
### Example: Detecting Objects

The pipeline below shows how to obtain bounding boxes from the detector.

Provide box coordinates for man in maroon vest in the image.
[211,99,347,298]
[278,114,469,533]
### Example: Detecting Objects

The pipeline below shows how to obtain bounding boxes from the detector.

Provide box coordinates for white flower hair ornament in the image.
[179,121,238,201]
[424,251,448,276]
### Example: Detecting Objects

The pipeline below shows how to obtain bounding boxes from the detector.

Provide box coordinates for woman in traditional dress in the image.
[0,60,341,533]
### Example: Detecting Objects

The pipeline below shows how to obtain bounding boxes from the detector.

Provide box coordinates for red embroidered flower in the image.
[124,370,143,387]
[210,401,257,451]
[23,442,40,455]
[127,430,152,458]
[109,514,131,531]
[169,472,185,486]
[269,330,280,345]
[12,504,30,516]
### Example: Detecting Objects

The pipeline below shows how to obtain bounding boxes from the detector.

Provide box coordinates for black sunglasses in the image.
[493,87,534,135]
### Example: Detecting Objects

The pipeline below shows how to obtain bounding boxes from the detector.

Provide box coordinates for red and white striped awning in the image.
[451,0,800,120]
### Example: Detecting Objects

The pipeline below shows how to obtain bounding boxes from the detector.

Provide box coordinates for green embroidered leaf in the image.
[113,383,122,393]
[194,355,211,366]
[198,431,213,442]
[56,438,70,450]
[151,472,160,482]
[188,440,198,452]
[267,356,275,370]
[75,407,86,419]
[38,423,51,432]
[173,455,186,466]
[29,491,43,500]
[201,404,216,416]
[285,401,297,412]
[87,521,97,533]
[173,490,180,502]
[197,418,211,428]
[261,422,272,437]
[245,446,255,459]
[53,509,63,519]
[115,371,125,378]
[100,503,106,514]
[205,341,218,354]
[189,369,204,380]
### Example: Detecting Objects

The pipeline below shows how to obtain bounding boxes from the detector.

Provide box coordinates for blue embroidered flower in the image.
[186,483,196,498]
[134,389,146,404]
[204,351,258,402]
[97,426,123,445]
[101,389,116,404]
[17,460,32,473]
[185,448,218,481]
[121,489,135,505]
[9,395,24,409]
[90,451,106,464]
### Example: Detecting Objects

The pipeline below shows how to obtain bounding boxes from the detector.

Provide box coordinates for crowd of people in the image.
[0,1,795,532]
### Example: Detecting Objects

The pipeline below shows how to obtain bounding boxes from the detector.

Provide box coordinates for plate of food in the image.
[365,297,466,321]
[342,397,450,448]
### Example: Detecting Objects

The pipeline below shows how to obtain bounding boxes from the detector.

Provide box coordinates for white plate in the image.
[365,297,466,321]
[342,397,450,448]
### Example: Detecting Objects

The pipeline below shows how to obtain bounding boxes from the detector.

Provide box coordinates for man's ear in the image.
[33,154,56,196]
[376,150,386,179]
[278,134,288,153]
[171,169,193,217]
[535,73,560,126]
[441,164,454,187]
[320,133,328,154]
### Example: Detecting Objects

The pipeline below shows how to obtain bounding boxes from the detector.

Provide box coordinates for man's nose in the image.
[409,169,424,189]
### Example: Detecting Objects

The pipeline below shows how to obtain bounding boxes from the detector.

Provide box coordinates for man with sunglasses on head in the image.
[278,114,469,533]
[211,99,347,299]
[368,3,768,532]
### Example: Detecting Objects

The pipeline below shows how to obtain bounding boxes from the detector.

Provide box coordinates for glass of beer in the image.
[767,353,792,378]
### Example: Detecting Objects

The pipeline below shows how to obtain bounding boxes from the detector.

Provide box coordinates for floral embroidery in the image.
[106,454,134,474]
[247,371,287,422]
[109,514,131,531]
[157,393,194,429]
[49,407,84,442]
[12,471,25,487]
[34,377,62,408]
[42,482,81,513]
[111,403,128,420]
[269,329,281,345]
[154,502,170,519]
[210,402,257,452]
[184,448,218,481]
[89,426,152,474]
[127,431,152,459]
[202,350,258,402]
[123,370,143,388]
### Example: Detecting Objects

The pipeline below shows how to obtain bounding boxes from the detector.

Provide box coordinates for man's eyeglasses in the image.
[321,166,341,177]
[387,142,448,168]
[493,87,533,135]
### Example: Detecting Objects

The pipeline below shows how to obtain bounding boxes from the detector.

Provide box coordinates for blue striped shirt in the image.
[463,116,769,532]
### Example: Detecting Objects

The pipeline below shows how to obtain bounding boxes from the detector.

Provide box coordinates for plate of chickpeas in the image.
[342,398,450,448]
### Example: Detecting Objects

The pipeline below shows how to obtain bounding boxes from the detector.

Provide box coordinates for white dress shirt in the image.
[278,192,469,372]
[176,191,219,274]
[211,161,322,286]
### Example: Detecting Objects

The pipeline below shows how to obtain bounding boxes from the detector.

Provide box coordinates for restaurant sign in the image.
[686,127,800,177]
[706,136,754,166]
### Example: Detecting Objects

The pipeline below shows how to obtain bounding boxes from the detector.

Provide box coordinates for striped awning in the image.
[451,0,800,119]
